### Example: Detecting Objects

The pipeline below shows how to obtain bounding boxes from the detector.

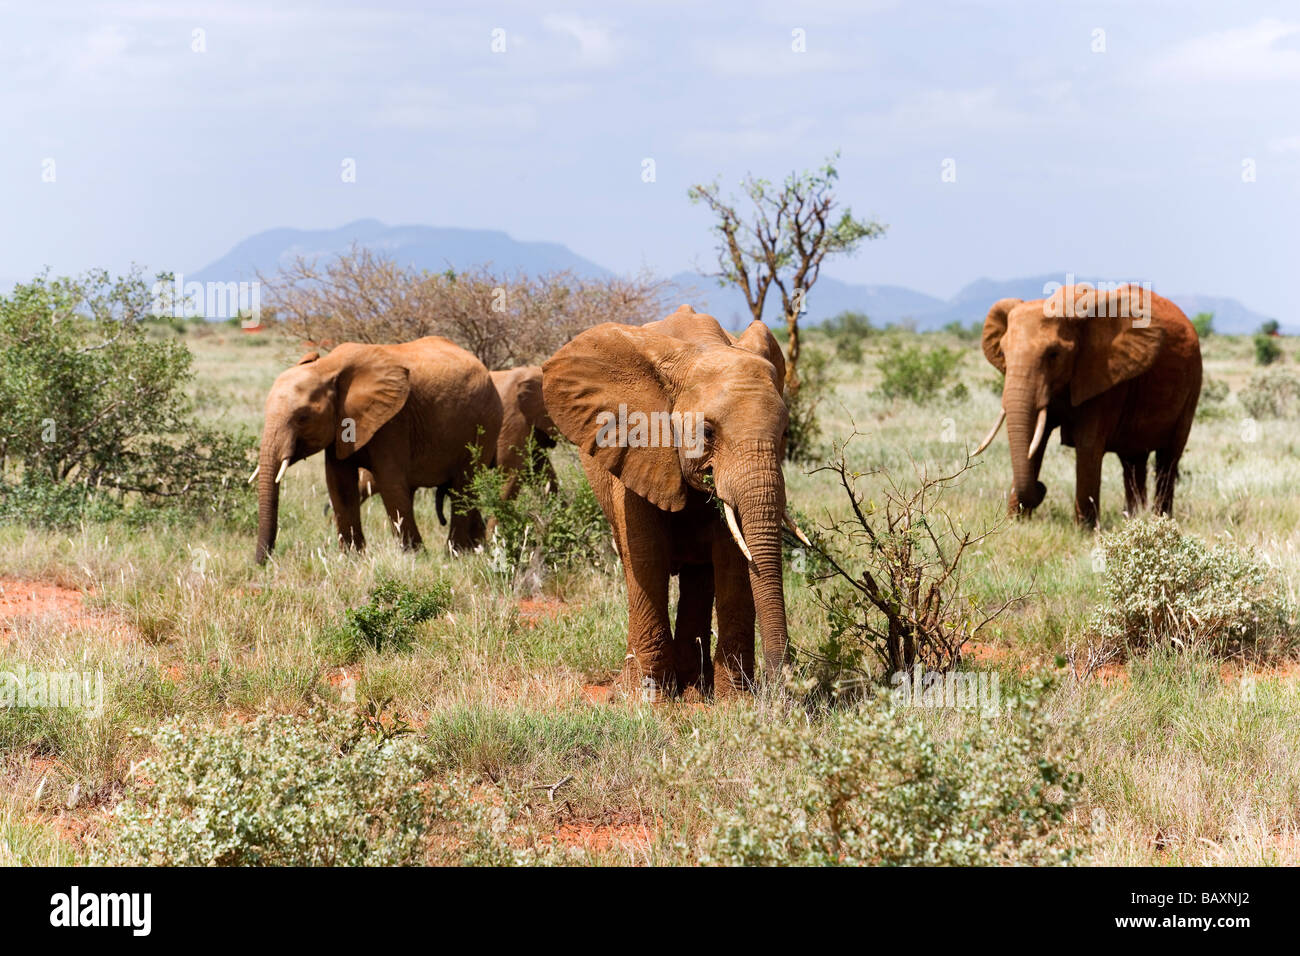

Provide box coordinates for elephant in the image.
[490,366,558,498]
[354,364,558,517]
[253,336,502,563]
[975,284,1201,526]
[542,304,807,699]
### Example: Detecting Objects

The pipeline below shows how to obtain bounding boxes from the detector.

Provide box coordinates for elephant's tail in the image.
[436,485,448,526]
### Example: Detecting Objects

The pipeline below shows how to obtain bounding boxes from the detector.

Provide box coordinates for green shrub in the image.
[460,442,611,590]
[321,576,452,663]
[1089,516,1291,655]
[0,269,254,526]
[98,713,431,866]
[822,310,873,363]
[1195,377,1230,421]
[1238,368,1300,419]
[672,677,1083,866]
[874,341,963,403]
[1253,333,1282,366]
[1191,311,1214,339]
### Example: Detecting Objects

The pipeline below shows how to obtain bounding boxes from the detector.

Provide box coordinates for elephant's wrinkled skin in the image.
[254,336,501,562]
[543,305,794,699]
[979,284,1201,525]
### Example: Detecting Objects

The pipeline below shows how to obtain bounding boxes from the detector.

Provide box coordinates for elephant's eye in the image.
[702,422,715,442]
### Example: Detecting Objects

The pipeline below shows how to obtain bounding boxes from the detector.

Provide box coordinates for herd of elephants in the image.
[251,284,1202,698]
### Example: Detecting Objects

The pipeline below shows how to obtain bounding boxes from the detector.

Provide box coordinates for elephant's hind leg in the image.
[1153,449,1181,516]
[1121,454,1148,514]
[673,563,715,695]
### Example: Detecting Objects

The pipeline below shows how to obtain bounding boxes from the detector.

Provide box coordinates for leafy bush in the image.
[874,341,963,403]
[1191,311,1214,339]
[1254,333,1282,366]
[1089,516,1291,655]
[672,677,1083,866]
[1195,377,1230,421]
[0,270,253,526]
[461,443,612,592]
[98,713,431,866]
[822,309,873,363]
[1238,368,1300,419]
[321,576,452,663]
[941,319,981,341]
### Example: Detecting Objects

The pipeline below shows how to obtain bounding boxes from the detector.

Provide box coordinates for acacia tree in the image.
[688,153,885,394]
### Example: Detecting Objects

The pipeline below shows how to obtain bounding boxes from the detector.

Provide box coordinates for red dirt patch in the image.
[581,683,613,705]
[0,578,136,646]
[516,598,567,629]
[553,821,652,854]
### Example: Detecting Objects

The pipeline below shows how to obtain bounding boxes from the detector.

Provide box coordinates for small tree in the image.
[688,153,885,396]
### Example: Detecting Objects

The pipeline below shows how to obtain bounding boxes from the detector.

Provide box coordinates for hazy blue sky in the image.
[4,1,1298,316]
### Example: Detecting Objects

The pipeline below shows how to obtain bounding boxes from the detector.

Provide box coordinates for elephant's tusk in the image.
[973,408,1006,456]
[723,502,754,564]
[275,458,290,484]
[783,510,812,547]
[1026,408,1048,460]
[247,464,260,484]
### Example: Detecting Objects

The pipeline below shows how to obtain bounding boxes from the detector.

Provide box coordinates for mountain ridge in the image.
[189,220,1285,334]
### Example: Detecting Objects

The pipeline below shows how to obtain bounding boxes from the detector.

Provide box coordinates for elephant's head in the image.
[254,345,411,562]
[542,306,794,679]
[979,284,1164,513]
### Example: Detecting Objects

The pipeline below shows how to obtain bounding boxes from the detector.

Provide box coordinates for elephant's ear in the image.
[516,367,557,439]
[982,299,1019,375]
[334,354,411,458]
[1070,307,1164,407]
[733,320,787,390]
[297,351,320,365]
[543,323,691,511]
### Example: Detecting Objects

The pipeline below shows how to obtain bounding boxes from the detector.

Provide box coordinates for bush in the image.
[1089,516,1291,655]
[672,677,1084,866]
[822,310,873,363]
[1195,377,1230,421]
[0,270,254,526]
[1191,311,1214,339]
[874,341,963,403]
[263,246,669,367]
[1238,368,1300,419]
[98,713,431,866]
[460,443,612,593]
[322,577,452,663]
[802,437,1023,688]
[1254,332,1282,366]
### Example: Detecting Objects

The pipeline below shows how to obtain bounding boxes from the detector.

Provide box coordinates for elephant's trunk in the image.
[731,464,788,684]
[255,430,291,564]
[1004,371,1045,513]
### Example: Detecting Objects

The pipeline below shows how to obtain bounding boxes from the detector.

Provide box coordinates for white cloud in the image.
[543,14,616,67]
[1150,19,1300,84]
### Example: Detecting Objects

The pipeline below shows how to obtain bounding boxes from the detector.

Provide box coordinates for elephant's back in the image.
[393,338,502,473]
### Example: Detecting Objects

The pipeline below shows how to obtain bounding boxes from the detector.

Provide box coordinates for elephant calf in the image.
[253,336,502,562]
[976,284,1201,525]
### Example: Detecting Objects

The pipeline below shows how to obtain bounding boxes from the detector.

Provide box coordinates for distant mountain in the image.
[190,221,1285,333]
[190,219,612,285]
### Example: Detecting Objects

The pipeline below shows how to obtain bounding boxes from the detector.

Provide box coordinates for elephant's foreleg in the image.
[673,563,714,694]
[615,494,674,698]
[711,531,756,698]
[1073,442,1105,528]
[325,456,365,552]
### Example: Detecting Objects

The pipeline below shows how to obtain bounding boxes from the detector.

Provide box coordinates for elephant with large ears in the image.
[976,284,1201,526]
[491,366,559,499]
[254,336,502,563]
[543,305,807,698]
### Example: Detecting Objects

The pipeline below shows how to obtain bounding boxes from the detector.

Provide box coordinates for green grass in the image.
[0,324,1297,865]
